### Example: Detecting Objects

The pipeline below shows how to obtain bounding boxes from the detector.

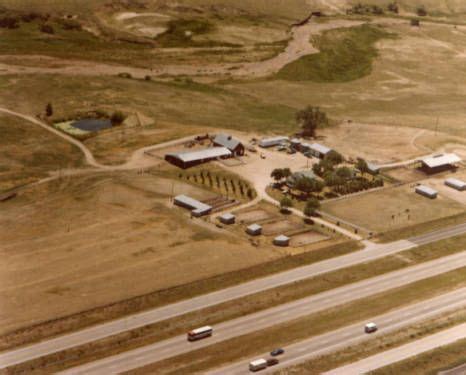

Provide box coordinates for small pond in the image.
[71,118,112,131]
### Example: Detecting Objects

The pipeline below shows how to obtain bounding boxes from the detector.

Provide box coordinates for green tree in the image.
[304,197,320,218]
[324,172,344,187]
[282,168,292,179]
[296,106,329,138]
[356,158,369,174]
[324,150,344,165]
[280,196,293,212]
[335,166,353,180]
[271,168,284,183]
[110,111,126,125]
[45,102,53,117]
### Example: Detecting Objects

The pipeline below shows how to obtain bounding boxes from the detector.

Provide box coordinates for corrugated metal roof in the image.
[167,147,231,163]
[259,136,289,146]
[274,235,290,241]
[247,223,262,231]
[174,194,212,213]
[213,134,242,150]
[220,213,235,220]
[445,178,466,189]
[309,143,331,155]
[416,185,438,196]
[421,153,461,168]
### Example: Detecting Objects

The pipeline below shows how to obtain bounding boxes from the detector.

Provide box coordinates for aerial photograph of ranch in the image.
[1,0,466,374]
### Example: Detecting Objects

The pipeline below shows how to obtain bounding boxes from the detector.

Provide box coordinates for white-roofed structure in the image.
[246,223,262,236]
[213,134,244,156]
[259,136,289,148]
[174,194,212,217]
[219,212,236,224]
[445,178,466,191]
[301,143,332,159]
[419,153,461,174]
[165,147,232,169]
[415,185,438,199]
[273,235,290,247]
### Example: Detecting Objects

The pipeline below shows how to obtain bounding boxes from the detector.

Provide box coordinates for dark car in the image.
[270,348,284,356]
[267,358,279,366]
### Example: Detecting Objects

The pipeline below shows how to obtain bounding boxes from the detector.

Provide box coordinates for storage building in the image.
[419,153,461,174]
[165,147,232,169]
[174,195,212,217]
[246,223,262,236]
[219,213,236,225]
[259,136,289,148]
[445,178,466,191]
[273,235,290,247]
[213,134,245,156]
[303,143,332,159]
[415,185,438,199]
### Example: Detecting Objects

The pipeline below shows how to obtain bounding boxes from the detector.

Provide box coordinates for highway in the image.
[1,222,465,369]
[325,323,466,375]
[210,290,466,375]
[58,251,466,374]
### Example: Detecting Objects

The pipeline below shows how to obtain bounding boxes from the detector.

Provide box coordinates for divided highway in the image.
[58,251,466,374]
[212,288,466,375]
[1,223,465,369]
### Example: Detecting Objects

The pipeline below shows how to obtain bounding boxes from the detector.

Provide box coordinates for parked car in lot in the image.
[270,348,285,356]
[267,358,279,366]
[365,322,378,333]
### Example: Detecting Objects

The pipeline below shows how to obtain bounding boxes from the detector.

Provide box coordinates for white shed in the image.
[415,185,438,199]
[246,223,262,236]
[445,178,466,191]
[273,235,290,247]
[219,213,236,224]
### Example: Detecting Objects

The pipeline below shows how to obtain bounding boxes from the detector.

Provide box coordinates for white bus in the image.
[249,358,267,372]
[187,326,213,341]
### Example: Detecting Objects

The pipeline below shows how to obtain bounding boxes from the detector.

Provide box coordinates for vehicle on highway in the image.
[249,358,267,372]
[267,358,279,366]
[270,348,285,356]
[365,322,378,333]
[187,326,213,341]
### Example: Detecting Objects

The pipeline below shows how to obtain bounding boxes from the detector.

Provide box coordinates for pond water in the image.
[71,118,112,131]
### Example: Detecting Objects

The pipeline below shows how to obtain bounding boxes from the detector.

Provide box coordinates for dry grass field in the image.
[0,114,83,191]
[0,172,288,335]
[322,182,465,233]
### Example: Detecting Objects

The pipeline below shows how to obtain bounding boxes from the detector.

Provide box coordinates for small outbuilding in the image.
[246,223,262,236]
[415,185,438,199]
[219,213,236,225]
[445,178,466,191]
[213,134,245,156]
[273,235,290,247]
[419,153,461,174]
[174,194,212,217]
[301,143,332,159]
[165,147,232,169]
[259,136,289,148]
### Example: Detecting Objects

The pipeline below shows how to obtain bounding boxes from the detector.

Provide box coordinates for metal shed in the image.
[445,178,466,191]
[219,213,236,224]
[259,136,289,148]
[213,134,245,156]
[165,147,232,169]
[174,195,212,217]
[415,185,438,199]
[246,223,262,236]
[273,235,290,247]
[419,153,461,174]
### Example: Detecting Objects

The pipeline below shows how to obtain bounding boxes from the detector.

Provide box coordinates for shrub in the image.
[280,196,293,212]
[59,19,82,31]
[40,24,54,34]
[144,75,152,81]
[110,111,126,125]
[417,6,427,16]
[0,16,19,29]
[387,2,399,13]
[45,103,53,117]
[411,19,421,27]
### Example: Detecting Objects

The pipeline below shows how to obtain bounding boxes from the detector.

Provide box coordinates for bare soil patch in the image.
[236,209,273,224]
[290,231,329,247]
[262,219,303,236]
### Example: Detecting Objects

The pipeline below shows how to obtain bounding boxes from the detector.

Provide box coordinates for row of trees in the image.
[179,170,255,200]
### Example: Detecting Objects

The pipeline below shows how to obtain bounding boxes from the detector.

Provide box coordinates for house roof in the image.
[167,147,232,163]
[247,223,262,231]
[213,134,242,150]
[421,153,461,168]
[445,178,466,188]
[416,185,438,196]
[174,194,212,214]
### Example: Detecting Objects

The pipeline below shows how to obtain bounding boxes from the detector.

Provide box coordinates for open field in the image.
[322,182,465,233]
[0,113,83,191]
[0,172,289,336]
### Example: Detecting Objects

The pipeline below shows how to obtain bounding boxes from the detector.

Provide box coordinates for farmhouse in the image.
[174,194,212,217]
[302,143,332,159]
[165,147,232,169]
[246,223,262,236]
[415,185,438,199]
[219,212,236,224]
[213,134,245,156]
[259,136,289,148]
[287,170,316,187]
[273,235,290,247]
[445,178,466,191]
[419,153,461,174]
